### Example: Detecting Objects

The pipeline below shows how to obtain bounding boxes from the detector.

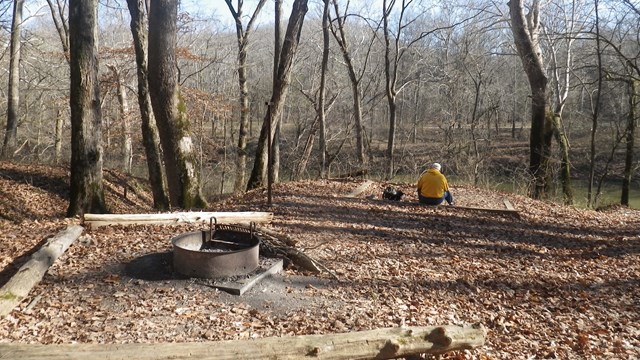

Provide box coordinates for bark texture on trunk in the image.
[246,0,309,190]
[622,80,636,206]
[67,0,107,217]
[552,113,573,205]
[148,0,206,209]
[508,0,551,199]
[126,0,170,210]
[2,0,25,159]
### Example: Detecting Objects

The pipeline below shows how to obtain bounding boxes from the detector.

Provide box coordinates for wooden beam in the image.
[442,205,519,215]
[0,324,486,359]
[83,211,273,228]
[503,198,516,211]
[0,225,84,317]
[345,180,374,198]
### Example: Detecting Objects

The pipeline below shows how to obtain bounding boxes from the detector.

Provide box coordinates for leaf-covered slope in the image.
[0,162,639,359]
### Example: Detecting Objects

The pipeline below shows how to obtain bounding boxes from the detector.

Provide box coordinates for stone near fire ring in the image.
[172,224,260,278]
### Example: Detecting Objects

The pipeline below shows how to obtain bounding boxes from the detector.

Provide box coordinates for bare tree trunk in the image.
[293,1,333,181]
[330,1,367,167]
[622,80,636,206]
[108,65,133,174]
[126,0,170,210]
[552,114,573,204]
[508,0,551,199]
[246,0,309,190]
[382,0,404,181]
[2,0,24,160]
[45,0,70,63]
[588,0,603,208]
[148,0,206,209]
[271,0,282,185]
[225,0,267,193]
[54,108,63,164]
[67,0,107,217]
[545,3,578,205]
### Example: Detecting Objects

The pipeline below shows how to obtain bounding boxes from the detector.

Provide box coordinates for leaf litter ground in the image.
[1,162,639,359]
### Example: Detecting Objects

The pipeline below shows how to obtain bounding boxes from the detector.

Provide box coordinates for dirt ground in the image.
[1,161,639,359]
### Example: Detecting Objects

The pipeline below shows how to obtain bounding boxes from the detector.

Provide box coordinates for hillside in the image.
[0,161,639,359]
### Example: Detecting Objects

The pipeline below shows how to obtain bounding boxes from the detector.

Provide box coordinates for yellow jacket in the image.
[417,168,449,198]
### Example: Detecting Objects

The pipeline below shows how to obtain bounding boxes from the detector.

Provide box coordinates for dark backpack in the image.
[382,186,404,201]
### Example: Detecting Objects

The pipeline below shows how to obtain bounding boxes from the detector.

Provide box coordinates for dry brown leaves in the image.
[1,163,639,359]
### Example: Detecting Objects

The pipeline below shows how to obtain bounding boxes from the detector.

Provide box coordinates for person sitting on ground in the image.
[416,162,454,206]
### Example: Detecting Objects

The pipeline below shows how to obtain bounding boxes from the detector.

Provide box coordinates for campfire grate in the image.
[172,220,261,279]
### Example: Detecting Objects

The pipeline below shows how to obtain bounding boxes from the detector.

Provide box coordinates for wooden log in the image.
[503,198,516,211]
[0,324,486,360]
[83,211,273,228]
[0,225,83,317]
[346,180,374,198]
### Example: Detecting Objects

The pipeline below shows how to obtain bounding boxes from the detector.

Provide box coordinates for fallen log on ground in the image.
[0,225,84,317]
[346,180,374,198]
[0,324,486,359]
[83,211,273,228]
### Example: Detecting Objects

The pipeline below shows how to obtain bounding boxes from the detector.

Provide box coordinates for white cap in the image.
[430,162,441,171]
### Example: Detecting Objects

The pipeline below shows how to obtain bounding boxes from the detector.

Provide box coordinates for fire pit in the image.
[172,221,261,279]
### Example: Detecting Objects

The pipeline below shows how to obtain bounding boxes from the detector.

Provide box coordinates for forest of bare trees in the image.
[0,0,638,211]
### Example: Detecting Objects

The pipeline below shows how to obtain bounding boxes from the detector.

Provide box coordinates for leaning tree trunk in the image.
[1,0,24,160]
[508,0,552,199]
[225,0,267,193]
[67,0,107,217]
[622,80,636,206]
[148,0,206,209]
[126,0,170,210]
[330,1,366,168]
[246,0,309,190]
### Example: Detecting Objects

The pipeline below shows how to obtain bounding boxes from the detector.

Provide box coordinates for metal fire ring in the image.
[172,222,260,279]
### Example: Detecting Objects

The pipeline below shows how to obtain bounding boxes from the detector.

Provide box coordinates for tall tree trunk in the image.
[2,0,24,159]
[246,0,309,190]
[225,0,267,193]
[108,65,133,174]
[330,1,366,167]
[319,0,330,179]
[382,0,402,180]
[545,1,577,205]
[552,113,573,204]
[622,80,636,206]
[588,0,603,208]
[67,0,107,217]
[292,0,331,181]
[271,0,283,185]
[148,0,206,209]
[54,108,63,164]
[126,0,170,210]
[508,0,551,199]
